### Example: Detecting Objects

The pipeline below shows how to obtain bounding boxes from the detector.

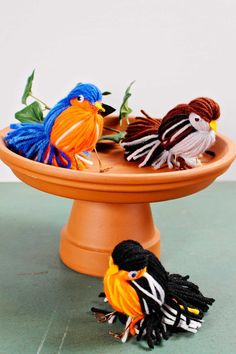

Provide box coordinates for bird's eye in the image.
[77,95,84,102]
[128,271,138,279]
[195,117,200,122]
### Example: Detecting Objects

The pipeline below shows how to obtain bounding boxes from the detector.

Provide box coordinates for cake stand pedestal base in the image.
[60,200,160,276]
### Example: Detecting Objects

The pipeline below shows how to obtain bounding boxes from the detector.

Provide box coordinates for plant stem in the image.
[30,94,51,110]
[103,126,121,133]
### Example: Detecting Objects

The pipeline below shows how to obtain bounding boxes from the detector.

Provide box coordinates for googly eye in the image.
[189,112,208,132]
[77,95,84,102]
[128,271,138,279]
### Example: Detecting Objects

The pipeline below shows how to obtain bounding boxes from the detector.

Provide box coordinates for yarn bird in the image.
[122,97,220,170]
[5,83,105,170]
[92,240,214,349]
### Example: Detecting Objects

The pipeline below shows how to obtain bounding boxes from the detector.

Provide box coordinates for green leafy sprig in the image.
[15,70,50,123]
[119,81,135,125]
[98,81,135,143]
[99,129,126,143]
[15,101,43,123]
[21,70,35,105]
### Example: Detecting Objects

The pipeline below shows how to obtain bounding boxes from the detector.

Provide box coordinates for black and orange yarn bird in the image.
[92,240,214,349]
[122,97,220,170]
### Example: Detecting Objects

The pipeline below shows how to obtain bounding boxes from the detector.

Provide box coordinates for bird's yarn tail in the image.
[4,123,50,162]
[165,273,215,330]
[160,303,203,334]
[122,117,163,167]
[4,123,72,168]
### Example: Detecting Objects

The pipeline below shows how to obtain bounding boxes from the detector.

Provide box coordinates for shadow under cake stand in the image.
[0,127,235,276]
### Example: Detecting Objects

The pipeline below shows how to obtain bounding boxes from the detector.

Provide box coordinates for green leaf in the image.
[15,101,44,123]
[99,131,126,144]
[102,91,112,96]
[119,81,135,125]
[100,103,116,117]
[21,70,35,104]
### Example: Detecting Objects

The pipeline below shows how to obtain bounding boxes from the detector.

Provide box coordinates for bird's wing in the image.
[123,116,161,144]
[131,272,165,315]
[130,273,169,348]
[122,117,163,166]
[158,114,196,150]
[131,273,203,336]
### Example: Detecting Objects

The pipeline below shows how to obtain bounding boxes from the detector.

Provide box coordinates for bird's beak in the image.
[139,267,147,278]
[95,101,105,112]
[209,120,217,132]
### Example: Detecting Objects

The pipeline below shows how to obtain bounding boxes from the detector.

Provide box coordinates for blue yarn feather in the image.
[4,83,102,168]
[48,145,54,165]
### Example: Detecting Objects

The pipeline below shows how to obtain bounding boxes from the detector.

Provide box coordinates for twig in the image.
[103,126,121,133]
[30,94,51,110]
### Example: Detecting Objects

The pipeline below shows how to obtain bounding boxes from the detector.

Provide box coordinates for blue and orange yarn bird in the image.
[5,83,105,170]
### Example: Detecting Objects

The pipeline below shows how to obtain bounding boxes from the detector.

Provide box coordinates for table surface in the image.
[0,182,235,354]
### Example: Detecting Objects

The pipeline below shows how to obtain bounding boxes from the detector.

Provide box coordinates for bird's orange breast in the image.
[50,100,103,154]
[104,269,143,318]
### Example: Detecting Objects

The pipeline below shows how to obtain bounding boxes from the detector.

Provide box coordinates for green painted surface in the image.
[0,182,235,354]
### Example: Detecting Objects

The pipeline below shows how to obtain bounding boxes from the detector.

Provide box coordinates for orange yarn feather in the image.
[104,258,145,318]
[49,98,103,169]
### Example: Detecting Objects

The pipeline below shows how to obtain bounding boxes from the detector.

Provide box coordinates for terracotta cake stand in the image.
[0,127,235,276]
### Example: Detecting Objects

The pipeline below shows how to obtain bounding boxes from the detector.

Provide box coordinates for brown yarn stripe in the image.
[163,125,196,151]
[159,118,190,142]
[158,115,189,136]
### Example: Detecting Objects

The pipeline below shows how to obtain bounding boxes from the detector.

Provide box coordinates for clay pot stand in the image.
[0,127,235,276]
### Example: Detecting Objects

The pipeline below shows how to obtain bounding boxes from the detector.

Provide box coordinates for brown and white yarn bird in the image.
[122,97,220,170]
